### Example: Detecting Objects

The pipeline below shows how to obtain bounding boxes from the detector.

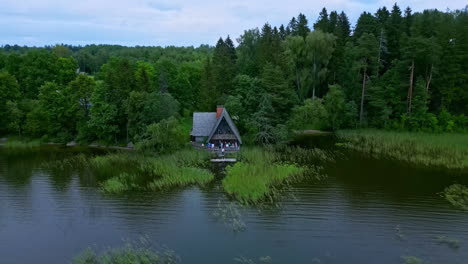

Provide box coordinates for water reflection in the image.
[0,145,467,264]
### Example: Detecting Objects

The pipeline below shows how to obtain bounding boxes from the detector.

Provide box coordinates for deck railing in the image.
[191,142,240,154]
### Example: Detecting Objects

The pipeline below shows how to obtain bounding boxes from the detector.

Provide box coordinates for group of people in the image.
[201,141,240,152]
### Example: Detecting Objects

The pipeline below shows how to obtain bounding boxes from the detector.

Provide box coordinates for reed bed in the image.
[223,148,305,204]
[73,238,180,264]
[442,184,468,211]
[434,235,460,249]
[41,154,89,173]
[402,256,426,264]
[95,150,214,194]
[337,129,468,169]
[212,200,246,232]
[3,140,41,149]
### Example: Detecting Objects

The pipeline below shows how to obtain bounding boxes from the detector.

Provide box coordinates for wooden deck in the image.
[191,142,240,153]
[210,158,237,163]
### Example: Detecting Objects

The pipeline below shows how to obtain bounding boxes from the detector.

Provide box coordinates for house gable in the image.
[207,109,242,144]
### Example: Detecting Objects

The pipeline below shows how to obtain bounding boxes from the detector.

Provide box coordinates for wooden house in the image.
[191,106,242,148]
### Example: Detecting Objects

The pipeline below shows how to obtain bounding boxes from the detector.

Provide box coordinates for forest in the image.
[0,4,467,149]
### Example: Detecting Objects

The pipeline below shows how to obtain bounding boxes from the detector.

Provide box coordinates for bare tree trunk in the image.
[407,60,414,114]
[312,60,317,99]
[126,120,130,144]
[425,63,433,96]
[312,83,316,99]
[377,29,383,71]
[295,67,301,100]
[360,66,367,124]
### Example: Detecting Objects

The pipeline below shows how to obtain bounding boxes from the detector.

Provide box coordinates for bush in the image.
[288,98,327,130]
[136,117,186,153]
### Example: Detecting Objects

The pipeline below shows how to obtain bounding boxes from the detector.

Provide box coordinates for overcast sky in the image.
[1,0,466,47]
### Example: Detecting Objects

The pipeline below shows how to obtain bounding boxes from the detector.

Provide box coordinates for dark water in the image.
[1,142,468,264]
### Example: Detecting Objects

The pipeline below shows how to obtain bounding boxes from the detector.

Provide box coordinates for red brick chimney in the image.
[216,105,224,118]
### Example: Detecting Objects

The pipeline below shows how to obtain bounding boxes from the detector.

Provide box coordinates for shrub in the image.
[136,117,186,154]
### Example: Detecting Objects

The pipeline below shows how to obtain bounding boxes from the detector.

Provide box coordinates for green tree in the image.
[354,12,378,39]
[99,57,135,140]
[324,84,346,130]
[288,98,327,130]
[250,94,276,144]
[284,36,308,101]
[314,8,330,32]
[355,33,379,124]
[295,13,310,38]
[136,117,185,153]
[17,50,59,99]
[0,71,20,134]
[69,75,97,140]
[304,30,336,98]
[197,58,216,111]
[134,61,155,93]
[236,29,261,76]
[212,37,237,103]
[260,63,295,122]
[56,57,78,85]
[88,82,119,143]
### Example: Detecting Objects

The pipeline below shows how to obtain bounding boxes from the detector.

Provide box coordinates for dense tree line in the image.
[0,5,467,148]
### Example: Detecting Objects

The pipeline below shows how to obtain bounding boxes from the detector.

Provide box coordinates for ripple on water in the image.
[0,148,468,264]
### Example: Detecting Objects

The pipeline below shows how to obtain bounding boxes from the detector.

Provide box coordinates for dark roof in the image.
[191,108,242,144]
[207,109,242,144]
[191,112,218,137]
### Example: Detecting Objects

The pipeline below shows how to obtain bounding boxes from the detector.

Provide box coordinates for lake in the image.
[1,139,467,264]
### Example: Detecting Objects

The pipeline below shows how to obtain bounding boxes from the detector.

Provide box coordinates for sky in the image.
[0,0,466,47]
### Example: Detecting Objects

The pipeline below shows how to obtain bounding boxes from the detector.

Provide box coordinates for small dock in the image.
[210,158,237,163]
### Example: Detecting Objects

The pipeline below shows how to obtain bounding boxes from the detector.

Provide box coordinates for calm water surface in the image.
[1,141,467,264]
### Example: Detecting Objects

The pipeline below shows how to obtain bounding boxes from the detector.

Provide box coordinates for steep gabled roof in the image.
[191,112,217,137]
[207,108,242,144]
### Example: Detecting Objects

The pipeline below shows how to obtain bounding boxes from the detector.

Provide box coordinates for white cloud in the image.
[0,0,466,46]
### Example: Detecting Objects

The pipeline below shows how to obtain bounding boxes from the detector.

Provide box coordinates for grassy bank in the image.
[2,139,41,149]
[336,129,468,169]
[223,148,305,204]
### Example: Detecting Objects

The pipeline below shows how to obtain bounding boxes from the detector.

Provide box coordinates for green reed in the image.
[212,200,246,232]
[41,154,89,173]
[234,256,272,264]
[3,140,41,149]
[402,256,426,264]
[72,238,180,264]
[434,235,460,249]
[95,150,214,194]
[337,129,468,169]
[223,148,305,204]
[442,184,468,211]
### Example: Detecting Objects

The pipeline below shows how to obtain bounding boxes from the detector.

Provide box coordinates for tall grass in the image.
[434,235,460,249]
[3,140,41,149]
[402,256,426,264]
[223,148,304,204]
[337,129,468,169]
[94,150,214,194]
[442,184,468,211]
[41,154,89,173]
[212,200,246,232]
[147,163,213,191]
[73,238,180,264]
